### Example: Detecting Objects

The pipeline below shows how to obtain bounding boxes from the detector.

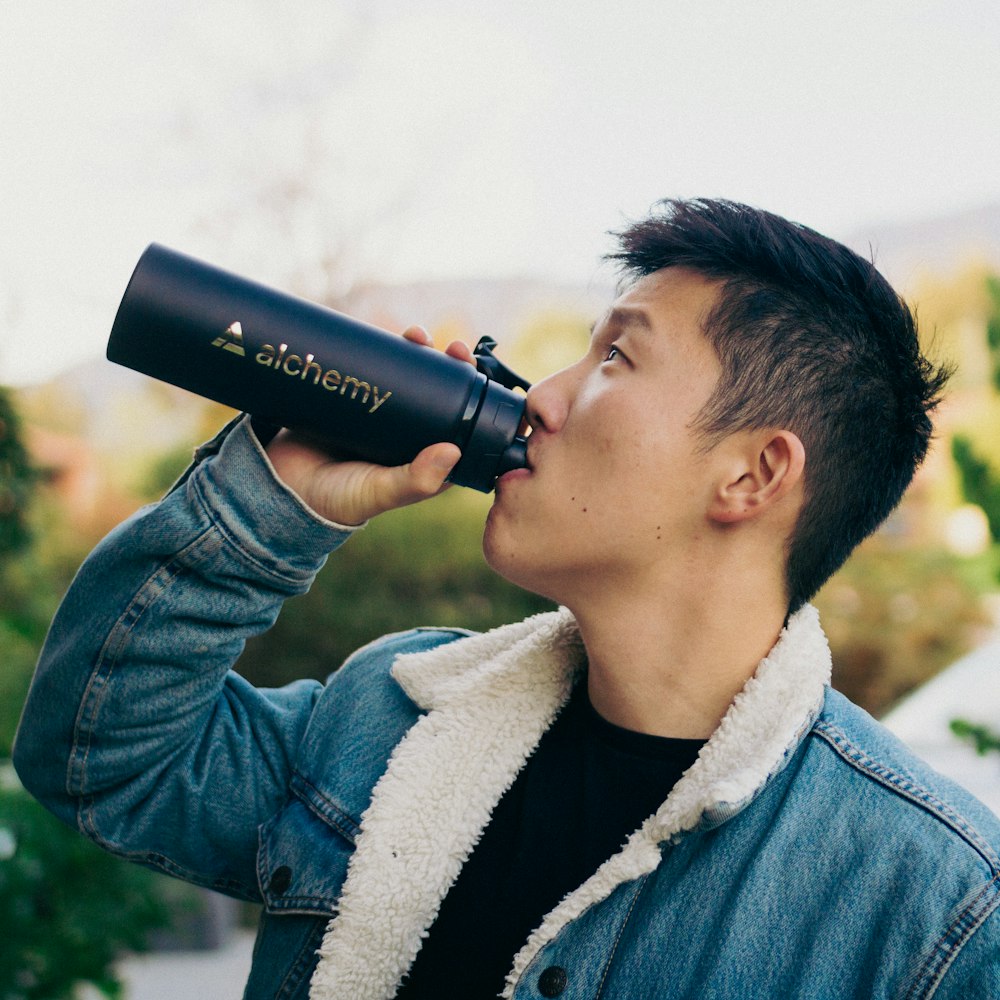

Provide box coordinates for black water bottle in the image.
[106,244,530,492]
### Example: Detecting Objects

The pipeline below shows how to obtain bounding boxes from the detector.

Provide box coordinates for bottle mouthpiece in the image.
[497,436,529,477]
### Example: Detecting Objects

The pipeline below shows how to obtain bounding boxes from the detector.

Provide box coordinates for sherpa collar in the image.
[308,604,831,1000]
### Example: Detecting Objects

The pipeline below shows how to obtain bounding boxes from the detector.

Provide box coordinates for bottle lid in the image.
[449,379,528,491]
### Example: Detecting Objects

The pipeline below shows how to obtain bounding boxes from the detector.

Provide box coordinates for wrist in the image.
[189,418,363,573]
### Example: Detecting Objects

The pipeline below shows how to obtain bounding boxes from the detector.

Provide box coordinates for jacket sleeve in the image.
[12,416,358,901]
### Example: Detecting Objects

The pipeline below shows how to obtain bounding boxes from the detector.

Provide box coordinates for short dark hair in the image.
[608,198,951,614]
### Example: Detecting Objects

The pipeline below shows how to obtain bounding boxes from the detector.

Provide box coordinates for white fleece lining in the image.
[308,605,831,1000]
[308,610,584,1000]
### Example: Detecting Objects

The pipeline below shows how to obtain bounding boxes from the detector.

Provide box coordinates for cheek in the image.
[593,424,673,494]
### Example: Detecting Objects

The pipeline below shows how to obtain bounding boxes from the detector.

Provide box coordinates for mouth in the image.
[496,456,532,490]
[494,435,535,491]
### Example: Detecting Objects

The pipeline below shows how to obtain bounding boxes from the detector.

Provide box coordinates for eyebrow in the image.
[591,306,653,338]
[607,306,652,332]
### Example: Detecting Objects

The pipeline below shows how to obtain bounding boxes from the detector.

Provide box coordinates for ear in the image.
[708,430,805,525]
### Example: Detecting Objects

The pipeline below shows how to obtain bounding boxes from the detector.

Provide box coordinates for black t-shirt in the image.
[395,681,705,999]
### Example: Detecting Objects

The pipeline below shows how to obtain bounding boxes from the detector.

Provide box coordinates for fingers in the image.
[445,339,475,365]
[401,325,475,366]
[275,441,461,526]
[402,325,433,346]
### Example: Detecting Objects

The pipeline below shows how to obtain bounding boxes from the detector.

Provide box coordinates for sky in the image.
[2,0,999,385]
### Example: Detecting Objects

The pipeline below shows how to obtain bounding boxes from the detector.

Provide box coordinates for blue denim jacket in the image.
[14,418,1000,999]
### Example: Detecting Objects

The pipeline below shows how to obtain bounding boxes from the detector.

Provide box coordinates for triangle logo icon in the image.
[212,322,246,356]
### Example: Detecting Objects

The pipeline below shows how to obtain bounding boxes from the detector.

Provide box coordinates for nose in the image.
[524,364,575,435]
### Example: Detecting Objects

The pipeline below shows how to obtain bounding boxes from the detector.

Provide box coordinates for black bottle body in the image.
[107,244,528,492]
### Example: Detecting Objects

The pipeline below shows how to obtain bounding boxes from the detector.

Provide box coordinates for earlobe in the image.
[709,430,805,524]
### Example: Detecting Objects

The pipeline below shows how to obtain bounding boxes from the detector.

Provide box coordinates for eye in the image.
[603,344,621,363]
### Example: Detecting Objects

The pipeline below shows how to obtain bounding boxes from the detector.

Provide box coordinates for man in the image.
[14,199,1000,998]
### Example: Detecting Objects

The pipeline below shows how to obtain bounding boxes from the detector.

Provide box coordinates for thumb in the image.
[365,442,462,516]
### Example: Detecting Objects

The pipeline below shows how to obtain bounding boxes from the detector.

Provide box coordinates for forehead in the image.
[612,267,720,322]
[604,268,722,358]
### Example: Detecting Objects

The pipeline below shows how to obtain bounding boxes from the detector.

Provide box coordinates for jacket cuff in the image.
[182,415,360,574]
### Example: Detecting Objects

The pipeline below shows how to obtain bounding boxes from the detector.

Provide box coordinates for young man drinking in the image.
[15,199,999,998]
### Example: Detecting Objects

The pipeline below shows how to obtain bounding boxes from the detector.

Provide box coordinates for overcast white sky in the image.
[2,0,999,385]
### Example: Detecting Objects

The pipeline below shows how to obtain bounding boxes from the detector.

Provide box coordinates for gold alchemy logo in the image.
[210,322,392,414]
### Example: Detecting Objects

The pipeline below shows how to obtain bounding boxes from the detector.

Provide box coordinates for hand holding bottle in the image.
[265,327,473,525]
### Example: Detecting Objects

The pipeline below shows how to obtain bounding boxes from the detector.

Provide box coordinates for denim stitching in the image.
[903,872,1000,998]
[595,878,647,999]
[71,525,222,803]
[812,721,1000,868]
[292,773,362,842]
[62,835,259,901]
[274,918,327,999]
[257,801,347,914]
[814,721,1000,997]
[256,829,342,914]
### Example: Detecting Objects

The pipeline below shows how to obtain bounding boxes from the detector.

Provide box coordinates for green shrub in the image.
[814,540,991,717]
[0,763,169,1000]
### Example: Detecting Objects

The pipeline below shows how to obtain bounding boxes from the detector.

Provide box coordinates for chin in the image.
[483,536,562,606]
[481,518,514,580]
[483,524,530,588]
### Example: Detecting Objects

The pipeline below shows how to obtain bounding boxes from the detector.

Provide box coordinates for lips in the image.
[523,437,537,472]
[496,462,531,490]
[494,440,535,491]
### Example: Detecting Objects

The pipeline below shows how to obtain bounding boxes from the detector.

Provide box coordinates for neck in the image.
[570,560,789,740]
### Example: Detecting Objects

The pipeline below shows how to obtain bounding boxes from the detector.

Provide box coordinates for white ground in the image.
[113,930,256,1000]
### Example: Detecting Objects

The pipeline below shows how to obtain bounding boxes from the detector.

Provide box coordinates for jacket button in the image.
[538,965,568,997]
[269,865,292,896]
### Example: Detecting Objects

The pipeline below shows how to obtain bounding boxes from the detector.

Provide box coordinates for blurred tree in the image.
[951,272,1000,553]
[946,271,1000,754]
[0,763,169,1000]
[0,382,99,757]
[814,538,990,716]
[0,390,174,999]
[0,386,49,754]
[949,719,1000,756]
[987,274,1000,393]
[952,437,1000,545]
[0,385,38,559]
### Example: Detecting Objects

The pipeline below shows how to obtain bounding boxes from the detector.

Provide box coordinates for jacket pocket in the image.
[257,782,357,916]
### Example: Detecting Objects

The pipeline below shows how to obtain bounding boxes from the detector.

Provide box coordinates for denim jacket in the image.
[14,417,1000,999]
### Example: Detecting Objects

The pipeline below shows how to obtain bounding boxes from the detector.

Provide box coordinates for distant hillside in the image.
[17,360,215,456]
[339,274,613,345]
[844,202,1000,288]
